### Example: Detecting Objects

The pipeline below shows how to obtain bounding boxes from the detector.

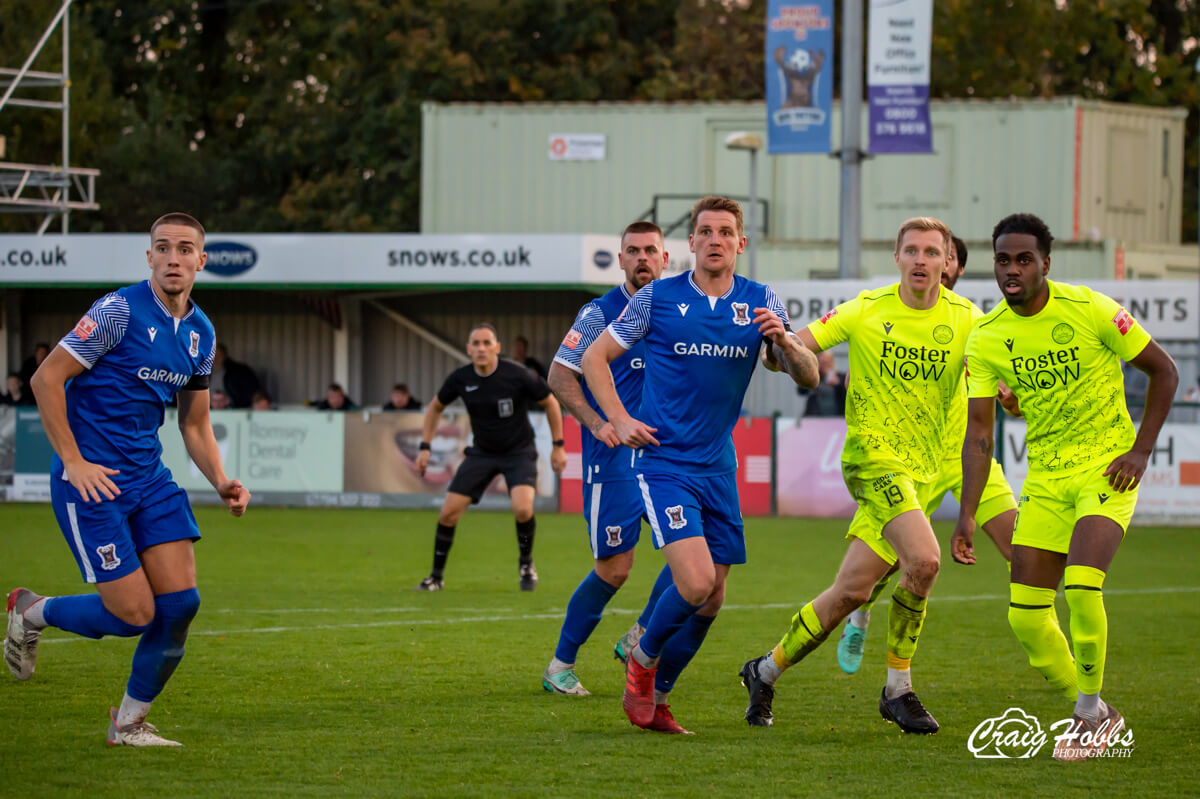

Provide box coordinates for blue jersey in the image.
[58,280,216,481]
[608,270,788,476]
[553,282,646,484]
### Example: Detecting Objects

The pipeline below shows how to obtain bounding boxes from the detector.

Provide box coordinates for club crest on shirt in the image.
[731,302,751,326]
[96,543,121,571]
[73,315,98,341]
[563,329,583,350]
[605,525,623,547]
[665,505,687,530]
[189,330,201,357]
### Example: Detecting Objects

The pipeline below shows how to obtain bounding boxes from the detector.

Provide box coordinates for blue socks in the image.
[638,585,702,660]
[127,588,201,703]
[554,571,619,664]
[637,565,675,629]
[43,594,150,639]
[655,612,716,693]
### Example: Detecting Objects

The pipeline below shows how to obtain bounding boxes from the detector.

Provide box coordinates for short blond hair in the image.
[894,217,950,254]
[690,195,744,237]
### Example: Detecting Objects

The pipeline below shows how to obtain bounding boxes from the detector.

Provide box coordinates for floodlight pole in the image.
[838,0,864,279]
[724,132,765,281]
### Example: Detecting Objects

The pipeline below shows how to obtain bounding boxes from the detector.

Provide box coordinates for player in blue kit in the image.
[541,221,675,712]
[4,213,250,747]
[582,196,820,733]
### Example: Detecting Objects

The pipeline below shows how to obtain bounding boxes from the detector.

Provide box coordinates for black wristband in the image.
[419,442,432,451]
[552,439,565,447]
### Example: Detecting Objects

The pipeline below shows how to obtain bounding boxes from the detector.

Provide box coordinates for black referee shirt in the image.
[436,359,551,455]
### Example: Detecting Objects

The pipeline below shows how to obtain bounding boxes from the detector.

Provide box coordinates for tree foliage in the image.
[0,0,1196,240]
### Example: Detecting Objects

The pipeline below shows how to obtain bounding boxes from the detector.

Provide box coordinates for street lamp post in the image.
[724,132,764,281]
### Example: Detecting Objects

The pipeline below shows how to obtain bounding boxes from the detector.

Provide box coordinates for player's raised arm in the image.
[756,314,820,389]
[581,330,658,448]
[537,391,568,473]
[548,361,619,448]
[1103,340,1178,492]
[952,396,996,565]
[416,396,448,476]
[177,388,249,516]
[30,347,121,503]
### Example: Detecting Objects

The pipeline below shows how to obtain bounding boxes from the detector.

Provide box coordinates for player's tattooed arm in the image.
[547,361,618,448]
[757,315,820,389]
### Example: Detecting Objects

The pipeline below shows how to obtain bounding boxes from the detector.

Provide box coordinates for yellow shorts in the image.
[1012,461,1138,554]
[923,456,1018,525]
[844,470,927,566]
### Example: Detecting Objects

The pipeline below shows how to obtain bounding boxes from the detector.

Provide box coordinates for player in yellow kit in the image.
[836,234,1019,675]
[739,218,978,734]
[955,213,1177,760]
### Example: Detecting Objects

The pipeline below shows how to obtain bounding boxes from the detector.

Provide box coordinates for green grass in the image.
[1,504,1197,797]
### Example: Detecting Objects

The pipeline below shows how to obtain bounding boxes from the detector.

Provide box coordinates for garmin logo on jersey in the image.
[629,358,644,369]
[878,341,950,381]
[1009,347,1081,391]
[673,342,750,358]
[137,366,191,388]
[203,242,258,277]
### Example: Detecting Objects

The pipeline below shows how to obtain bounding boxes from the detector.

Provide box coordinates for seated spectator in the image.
[210,389,232,410]
[511,335,547,379]
[17,343,50,388]
[1184,378,1200,403]
[212,343,261,408]
[797,352,847,417]
[315,383,356,411]
[2,373,36,406]
[382,383,422,411]
[251,391,274,411]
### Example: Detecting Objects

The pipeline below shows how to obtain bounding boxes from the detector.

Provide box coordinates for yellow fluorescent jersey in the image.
[965,280,1151,476]
[807,283,982,482]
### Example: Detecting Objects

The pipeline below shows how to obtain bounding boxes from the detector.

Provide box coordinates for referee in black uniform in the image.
[415,323,567,591]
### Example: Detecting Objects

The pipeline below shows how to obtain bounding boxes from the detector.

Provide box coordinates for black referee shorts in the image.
[447,447,539,503]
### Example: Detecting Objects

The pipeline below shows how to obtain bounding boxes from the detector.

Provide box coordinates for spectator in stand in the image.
[511,335,548,380]
[798,351,847,417]
[17,343,50,388]
[2,373,36,407]
[210,343,261,409]
[210,390,231,410]
[316,383,356,411]
[251,391,274,411]
[382,383,422,411]
[1183,377,1200,403]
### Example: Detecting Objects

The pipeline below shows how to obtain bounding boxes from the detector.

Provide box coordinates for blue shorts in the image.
[582,479,646,559]
[50,458,201,584]
[635,471,745,565]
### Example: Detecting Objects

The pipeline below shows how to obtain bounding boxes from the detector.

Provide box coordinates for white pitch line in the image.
[36,585,1200,645]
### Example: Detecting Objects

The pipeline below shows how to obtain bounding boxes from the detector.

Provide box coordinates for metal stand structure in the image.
[0,0,99,234]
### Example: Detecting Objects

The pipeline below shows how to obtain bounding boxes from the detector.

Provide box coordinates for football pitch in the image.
[1,504,1196,797]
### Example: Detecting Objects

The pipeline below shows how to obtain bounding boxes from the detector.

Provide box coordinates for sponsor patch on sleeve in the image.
[1112,309,1134,335]
[563,329,582,349]
[818,308,838,324]
[73,315,98,341]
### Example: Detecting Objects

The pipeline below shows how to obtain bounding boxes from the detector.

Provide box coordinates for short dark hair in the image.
[468,322,498,341]
[992,213,1054,256]
[328,383,344,393]
[150,212,206,242]
[952,235,967,268]
[690,196,744,237]
[392,383,410,392]
[622,221,664,240]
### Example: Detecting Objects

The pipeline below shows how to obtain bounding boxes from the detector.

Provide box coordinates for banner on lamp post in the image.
[765,0,835,154]
[867,0,934,154]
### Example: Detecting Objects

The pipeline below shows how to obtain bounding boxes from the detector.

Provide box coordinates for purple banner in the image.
[868,84,933,153]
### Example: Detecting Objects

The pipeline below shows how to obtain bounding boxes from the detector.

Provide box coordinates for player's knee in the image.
[594,560,630,587]
[438,509,464,526]
[159,587,201,622]
[906,557,939,592]
[677,576,715,606]
[699,584,725,614]
[843,583,875,608]
[117,604,156,628]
